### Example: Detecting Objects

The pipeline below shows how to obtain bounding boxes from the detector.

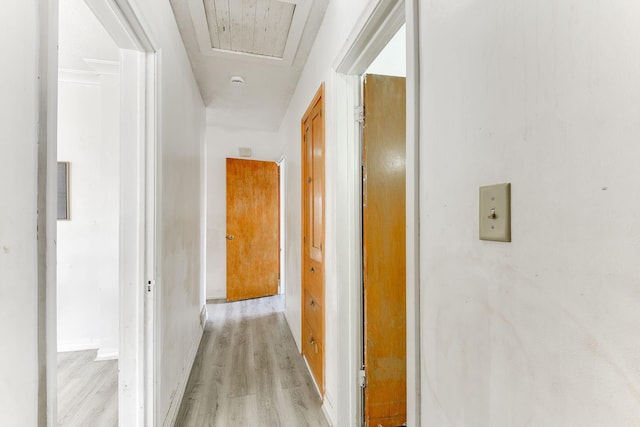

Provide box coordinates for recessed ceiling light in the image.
[230,76,245,85]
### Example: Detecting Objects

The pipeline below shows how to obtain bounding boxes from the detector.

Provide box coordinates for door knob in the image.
[226,234,234,240]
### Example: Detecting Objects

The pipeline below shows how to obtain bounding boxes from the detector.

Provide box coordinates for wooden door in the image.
[362,74,406,427]
[226,158,280,302]
[301,84,325,396]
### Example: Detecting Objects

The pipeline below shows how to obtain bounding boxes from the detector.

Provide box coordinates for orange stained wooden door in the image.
[362,74,406,427]
[301,84,325,396]
[226,158,280,302]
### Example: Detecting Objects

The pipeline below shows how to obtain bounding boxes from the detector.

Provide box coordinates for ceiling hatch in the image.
[189,0,312,65]
[204,0,295,58]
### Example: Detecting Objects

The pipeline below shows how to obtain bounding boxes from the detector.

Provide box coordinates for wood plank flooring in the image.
[57,350,118,427]
[176,295,328,427]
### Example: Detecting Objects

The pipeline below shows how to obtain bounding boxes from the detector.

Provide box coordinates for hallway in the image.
[175,296,328,427]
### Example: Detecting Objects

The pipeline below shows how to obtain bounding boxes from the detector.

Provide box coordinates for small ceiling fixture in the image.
[230,75,245,85]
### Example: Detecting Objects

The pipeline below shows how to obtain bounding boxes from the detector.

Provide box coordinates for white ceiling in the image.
[58,0,119,72]
[169,0,328,131]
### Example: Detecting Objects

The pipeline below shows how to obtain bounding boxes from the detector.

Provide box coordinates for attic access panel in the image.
[203,0,296,59]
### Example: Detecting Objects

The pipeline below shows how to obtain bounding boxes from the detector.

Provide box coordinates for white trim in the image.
[118,47,148,427]
[405,2,421,425]
[321,393,335,427]
[332,0,421,425]
[161,327,204,427]
[44,0,60,424]
[57,342,100,353]
[200,305,208,328]
[331,72,363,426]
[58,69,100,86]
[84,0,156,52]
[84,59,120,76]
[95,350,120,361]
[144,48,161,427]
[333,0,405,75]
[186,0,312,66]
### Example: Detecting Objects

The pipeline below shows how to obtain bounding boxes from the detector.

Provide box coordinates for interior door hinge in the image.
[355,105,365,123]
[147,279,155,292]
[359,369,367,388]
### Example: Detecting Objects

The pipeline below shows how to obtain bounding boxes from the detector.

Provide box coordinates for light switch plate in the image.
[479,183,511,242]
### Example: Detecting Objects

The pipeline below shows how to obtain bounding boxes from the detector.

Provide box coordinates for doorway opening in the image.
[361,28,407,425]
[225,158,281,302]
[50,0,158,425]
[333,0,420,425]
[56,1,121,424]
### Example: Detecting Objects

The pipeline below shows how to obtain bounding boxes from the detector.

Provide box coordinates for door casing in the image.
[225,158,280,302]
[332,0,421,425]
[46,1,160,425]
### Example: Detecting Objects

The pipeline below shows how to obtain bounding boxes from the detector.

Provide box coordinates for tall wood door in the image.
[226,158,280,302]
[362,74,406,427]
[301,84,325,396]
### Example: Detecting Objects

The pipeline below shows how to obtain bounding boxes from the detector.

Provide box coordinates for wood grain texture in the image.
[57,350,118,427]
[226,158,280,302]
[203,0,294,57]
[175,295,328,427]
[362,74,407,427]
[301,84,325,396]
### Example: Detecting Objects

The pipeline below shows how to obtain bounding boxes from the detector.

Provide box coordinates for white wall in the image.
[205,125,282,299]
[96,73,120,359]
[419,1,640,425]
[128,1,207,423]
[1,0,206,424]
[57,74,120,358]
[0,2,46,425]
[366,24,406,77]
[277,0,377,423]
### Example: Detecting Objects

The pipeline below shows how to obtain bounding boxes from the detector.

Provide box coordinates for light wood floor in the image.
[176,295,329,427]
[57,350,118,427]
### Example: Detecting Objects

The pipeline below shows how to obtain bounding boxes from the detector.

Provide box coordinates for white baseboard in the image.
[322,394,335,427]
[95,348,119,361]
[199,305,208,328]
[162,326,204,427]
[57,341,100,353]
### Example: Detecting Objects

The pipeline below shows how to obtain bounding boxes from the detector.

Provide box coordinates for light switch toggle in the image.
[488,208,497,219]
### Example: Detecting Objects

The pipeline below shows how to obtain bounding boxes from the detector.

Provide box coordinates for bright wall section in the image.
[57,71,120,360]
[366,24,406,77]
[0,3,42,425]
[419,0,640,425]
[130,1,207,424]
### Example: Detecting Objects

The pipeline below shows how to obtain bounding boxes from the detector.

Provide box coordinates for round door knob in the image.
[226,234,234,240]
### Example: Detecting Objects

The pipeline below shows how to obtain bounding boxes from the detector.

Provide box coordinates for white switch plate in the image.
[479,183,511,242]
[239,147,252,157]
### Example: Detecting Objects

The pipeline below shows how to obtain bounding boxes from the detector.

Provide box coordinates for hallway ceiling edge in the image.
[169,0,329,132]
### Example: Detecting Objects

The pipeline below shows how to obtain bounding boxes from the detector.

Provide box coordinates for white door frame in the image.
[332,0,421,425]
[48,0,159,426]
